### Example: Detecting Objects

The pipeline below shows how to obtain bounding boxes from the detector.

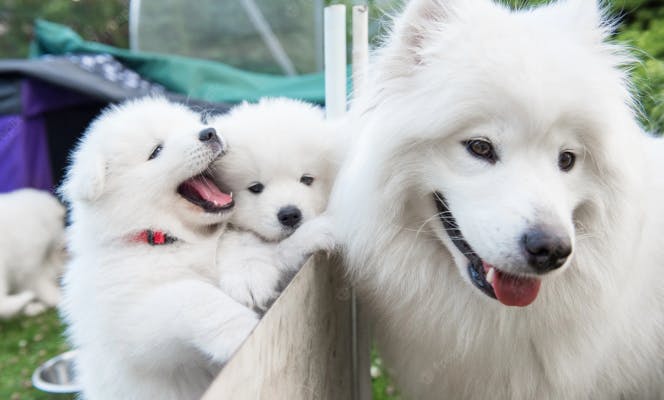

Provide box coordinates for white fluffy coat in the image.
[330,1,664,398]
[60,98,258,400]
[211,99,336,312]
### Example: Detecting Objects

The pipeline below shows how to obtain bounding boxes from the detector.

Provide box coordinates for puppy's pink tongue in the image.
[492,268,541,307]
[185,176,232,206]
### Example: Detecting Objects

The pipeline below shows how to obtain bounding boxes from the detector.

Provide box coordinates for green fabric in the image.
[32,19,343,104]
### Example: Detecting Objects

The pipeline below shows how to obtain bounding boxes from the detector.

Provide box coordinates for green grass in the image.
[2,310,399,399]
[0,309,74,400]
[371,346,401,400]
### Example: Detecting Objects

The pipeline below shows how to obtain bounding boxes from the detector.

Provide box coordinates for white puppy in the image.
[210,98,336,312]
[60,97,258,400]
[0,188,65,318]
[330,1,664,399]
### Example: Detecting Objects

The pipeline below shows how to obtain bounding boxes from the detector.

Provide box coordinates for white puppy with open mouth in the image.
[60,97,258,400]
[210,98,336,313]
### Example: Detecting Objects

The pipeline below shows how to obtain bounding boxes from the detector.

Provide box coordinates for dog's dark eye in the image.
[464,139,497,163]
[248,182,264,194]
[300,174,314,186]
[558,151,576,172]
[148,144,163,160]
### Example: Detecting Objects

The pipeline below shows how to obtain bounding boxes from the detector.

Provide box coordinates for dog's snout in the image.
[277,205,302,228]
[522,226,572,273]
[199,127,219,143]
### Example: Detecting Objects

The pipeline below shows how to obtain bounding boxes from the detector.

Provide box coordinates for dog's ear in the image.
[555,0,606,42]
[59,141,106,204]
[384,0,478,76]
[390,0,446,65]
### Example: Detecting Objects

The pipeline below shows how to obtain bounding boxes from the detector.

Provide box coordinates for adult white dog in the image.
[0,188,65,318]
[330,0,664,398]
[60,97,258,400]
[211,98,336,312]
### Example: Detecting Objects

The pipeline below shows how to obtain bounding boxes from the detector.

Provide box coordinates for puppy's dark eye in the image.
[148,144,163,160]
[300,174,314,186]
[558,151,576,172]
[248,182,264,194]
[464,139,496,163]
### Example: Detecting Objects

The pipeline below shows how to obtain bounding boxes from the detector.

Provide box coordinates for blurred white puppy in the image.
[210,98,336,313]
[60,97,258,400]
[0,188,65,318]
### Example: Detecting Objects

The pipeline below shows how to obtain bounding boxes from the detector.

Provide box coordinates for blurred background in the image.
[1,1,663,399]
[2,0,663,130]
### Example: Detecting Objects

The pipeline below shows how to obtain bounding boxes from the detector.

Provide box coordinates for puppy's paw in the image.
[248,281,280,312]
[220,270,281,312]
[24,301,47,317]
[297,215,337,255]
[212,311,259,363]
[219,273,255,309]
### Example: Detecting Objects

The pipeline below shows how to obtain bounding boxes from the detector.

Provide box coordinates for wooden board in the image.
[202,254,357,399]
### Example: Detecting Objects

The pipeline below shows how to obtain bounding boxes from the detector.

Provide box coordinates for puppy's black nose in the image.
[277,205,302,228]
[199,127,218,143]
[522,226,572,273]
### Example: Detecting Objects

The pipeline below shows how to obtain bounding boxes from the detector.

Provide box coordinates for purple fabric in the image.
[0,113,52,192]
[0,79,94,193]
[23,78,93,117]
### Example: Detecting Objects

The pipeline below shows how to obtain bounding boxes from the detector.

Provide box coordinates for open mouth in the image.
[177,172,234,213]
[433,192,542,307]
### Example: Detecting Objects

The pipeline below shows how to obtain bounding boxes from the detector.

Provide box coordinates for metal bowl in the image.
[32,350,81,394]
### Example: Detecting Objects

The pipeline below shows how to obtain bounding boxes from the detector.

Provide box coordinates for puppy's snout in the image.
[277,205,302,228]
[198,128,219,142]
[199,127,225,154]
[199,127,218,143]
[522,226,572,273]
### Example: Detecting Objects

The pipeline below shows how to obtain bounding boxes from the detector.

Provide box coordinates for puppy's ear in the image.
[59,142,106,204]
[553,0,607,42]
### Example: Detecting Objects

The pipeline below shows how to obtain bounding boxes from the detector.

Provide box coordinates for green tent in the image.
[31,19,344,104]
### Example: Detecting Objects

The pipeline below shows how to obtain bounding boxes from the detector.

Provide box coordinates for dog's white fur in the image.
[330,1,664,398]
[211,98,336,312]
[0,188,65,318]
[60,97,258,400]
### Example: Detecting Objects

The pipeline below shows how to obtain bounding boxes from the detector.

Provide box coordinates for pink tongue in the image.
[187,176,232,206]
[492,268,541,307]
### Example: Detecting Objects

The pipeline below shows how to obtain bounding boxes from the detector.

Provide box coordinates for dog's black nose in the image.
[277,205,302,228]
[199,127,218,143]
[522,226,572,273]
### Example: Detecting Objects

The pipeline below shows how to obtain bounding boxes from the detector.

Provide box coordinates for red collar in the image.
[129,230,178,246]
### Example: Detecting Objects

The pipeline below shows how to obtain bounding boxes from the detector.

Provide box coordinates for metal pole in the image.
[240,0,298,76]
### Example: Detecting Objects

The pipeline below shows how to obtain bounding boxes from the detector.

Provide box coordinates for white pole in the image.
[352,5,369,99]
[324,5,347,119]
[351,11,371,400]
[129,0,141,51]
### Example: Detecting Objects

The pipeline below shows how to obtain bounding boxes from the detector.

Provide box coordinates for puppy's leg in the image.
[0,268,35,319]
[31,274,61,307]
[276,215,337,272]
[129,280,259,364]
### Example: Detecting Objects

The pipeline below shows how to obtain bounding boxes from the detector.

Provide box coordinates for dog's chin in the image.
[432,192,543,308]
